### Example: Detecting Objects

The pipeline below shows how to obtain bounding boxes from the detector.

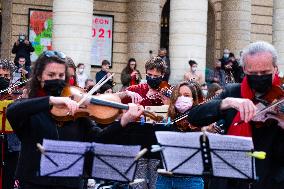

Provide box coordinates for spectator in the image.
[12,33,34,73]
[121,58,142,89]
[95,60,113,86]
[229,52,244,83]
[97,84,113,94]
[76,63,88,88]
[12,57,29,85]
[158,48,171,82]
[66,56,77,86]
[207,83,223,99]
[184,60,204,85]
[84,79,95,92]
[206,59,226,87]
[220,48,230,68]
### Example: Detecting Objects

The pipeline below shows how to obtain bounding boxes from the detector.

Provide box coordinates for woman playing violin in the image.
[6,51,144,189]
[186,41,284,189]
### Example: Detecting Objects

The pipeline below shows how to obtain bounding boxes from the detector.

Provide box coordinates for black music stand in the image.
[154,131,257,181]
[39,139,145,189]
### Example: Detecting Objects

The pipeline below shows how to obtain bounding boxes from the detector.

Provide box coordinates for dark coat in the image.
[6,96,122,188]
[187,84,284,189]
[12,41,34,66]
[120,68,142,87]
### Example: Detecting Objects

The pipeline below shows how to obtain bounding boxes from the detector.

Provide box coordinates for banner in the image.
[28,9,53,62]
[91,14,114,67]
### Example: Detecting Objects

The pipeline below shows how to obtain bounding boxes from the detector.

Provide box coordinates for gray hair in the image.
[240,41,278,67]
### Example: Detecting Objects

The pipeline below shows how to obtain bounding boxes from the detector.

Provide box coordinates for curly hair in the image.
[28,53,68,98]
[0,58,16,77]
[167,81,202,120]
[145,56,166,74]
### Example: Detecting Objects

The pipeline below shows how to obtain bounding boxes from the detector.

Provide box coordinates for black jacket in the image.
[6,96,122,188]
[12,41,34,66]
[187,84,284,189]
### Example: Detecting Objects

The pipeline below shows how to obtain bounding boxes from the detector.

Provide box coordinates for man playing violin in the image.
[6,51,144,189]
[119,56,170,107]
[187,41,284,189]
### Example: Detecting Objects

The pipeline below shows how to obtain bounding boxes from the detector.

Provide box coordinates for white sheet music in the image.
[155,131,203,175]
[92,143,140,181]
[40,139,140,182]
[207,133,256,179]
[155,132,256,179]
[40,139,89,177]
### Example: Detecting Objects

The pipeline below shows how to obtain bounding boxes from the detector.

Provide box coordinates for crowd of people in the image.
[0,32,283,189]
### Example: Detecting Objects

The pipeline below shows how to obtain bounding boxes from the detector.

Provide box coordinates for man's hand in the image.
[19,68,28,75]
[221,97,257,123]
[24,40,30,45]
[120,103,144,127]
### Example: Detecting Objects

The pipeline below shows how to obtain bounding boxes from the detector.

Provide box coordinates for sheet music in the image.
[155,131,203,175]
[207,133,256,179]
[92,143,140,182]
[40,139,89,177]
[40,139,141,181]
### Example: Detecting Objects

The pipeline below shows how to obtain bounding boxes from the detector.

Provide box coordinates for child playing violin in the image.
[6,51,144,189]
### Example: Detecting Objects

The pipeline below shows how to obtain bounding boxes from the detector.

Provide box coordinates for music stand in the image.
[154,131,257,181]
[39,139,145,189]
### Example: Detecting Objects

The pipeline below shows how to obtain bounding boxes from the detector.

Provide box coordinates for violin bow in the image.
[77,73,114,106]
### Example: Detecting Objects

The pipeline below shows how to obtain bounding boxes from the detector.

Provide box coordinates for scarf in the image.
[227,75,280,137]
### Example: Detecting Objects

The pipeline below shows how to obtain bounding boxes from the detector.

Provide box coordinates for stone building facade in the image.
[0,0,282,87]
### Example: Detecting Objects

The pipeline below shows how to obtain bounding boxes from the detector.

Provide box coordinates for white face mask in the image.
[191,67,197,72]
[175,96,193,113]
[202,89,208,97]
[78,68,84,74]
[223,54,229,59]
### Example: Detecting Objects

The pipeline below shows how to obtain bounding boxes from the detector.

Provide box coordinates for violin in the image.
[249,85,284,128]
[51,86,163,124]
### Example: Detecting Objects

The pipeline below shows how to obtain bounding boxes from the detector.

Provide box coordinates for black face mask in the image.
[43,79,66,96]
[146,75,163,89]
[0,77,10,91]
[247,74,272,93]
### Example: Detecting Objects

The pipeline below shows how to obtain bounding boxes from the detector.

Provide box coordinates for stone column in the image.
[1,0,13,58]
[221,0,251,57]
[127,0,161,74]
[273,0,284,72]
[169,0,208,83]
[52,0,93,73]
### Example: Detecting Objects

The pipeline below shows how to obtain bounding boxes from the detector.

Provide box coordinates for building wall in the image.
[10,0,53,60]
[251,0,273,43]
[92,0,128,89]
[0,0,277,86]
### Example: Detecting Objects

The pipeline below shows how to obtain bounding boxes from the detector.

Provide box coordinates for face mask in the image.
[223,54,229,59]
[0,77,10,91]
[146,75,163,89]
[175,96,193,113]
[43,79,66,96]
[202,89,208,97]
[78,68,84,74]
[247,74,272,93]
[191,67,197,72]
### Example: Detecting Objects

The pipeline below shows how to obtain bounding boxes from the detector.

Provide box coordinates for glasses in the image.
[43,51,66,59]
